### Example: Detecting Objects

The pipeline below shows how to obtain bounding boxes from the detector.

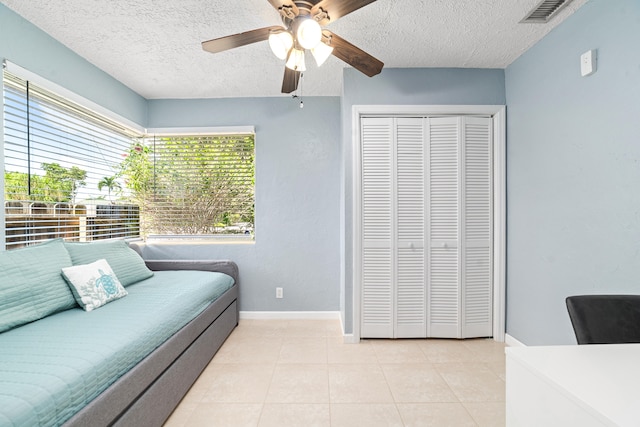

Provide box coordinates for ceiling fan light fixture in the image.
[311,40,334,66]
[285,48,306,72]
[296,18,322,49]
[200,0,384,95]
[268,30,293,60]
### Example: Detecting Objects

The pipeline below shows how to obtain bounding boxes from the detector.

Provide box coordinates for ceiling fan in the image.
[201,0,384,94]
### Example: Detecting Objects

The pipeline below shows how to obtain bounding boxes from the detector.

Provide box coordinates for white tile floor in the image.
[163,319,506,427]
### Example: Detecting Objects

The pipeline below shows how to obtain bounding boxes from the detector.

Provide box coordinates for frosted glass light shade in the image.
[311,41,334,66]
[285,48,306,72]
[296,19,321,49]
[268,31,293,60]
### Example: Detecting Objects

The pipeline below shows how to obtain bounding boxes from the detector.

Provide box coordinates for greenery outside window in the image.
[2,70,142,249]
[2,66,256,249]
[120,134,255,238]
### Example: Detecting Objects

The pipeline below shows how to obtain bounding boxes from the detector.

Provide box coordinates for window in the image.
[2,66,256,249]
[123,134,255,238]
[2,71,141,249]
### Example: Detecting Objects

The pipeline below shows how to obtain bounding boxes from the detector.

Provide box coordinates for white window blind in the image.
[2,71,141,249]
[123,134,255,237]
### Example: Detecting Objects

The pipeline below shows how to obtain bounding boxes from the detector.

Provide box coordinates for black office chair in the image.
[566,295,640,344]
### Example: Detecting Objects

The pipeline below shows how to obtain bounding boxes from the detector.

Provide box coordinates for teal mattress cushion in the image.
[0,239,76,333]
[64,240,154,286]
[0,270,234,427]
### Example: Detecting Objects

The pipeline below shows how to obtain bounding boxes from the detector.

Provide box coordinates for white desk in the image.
[506,344,640,426]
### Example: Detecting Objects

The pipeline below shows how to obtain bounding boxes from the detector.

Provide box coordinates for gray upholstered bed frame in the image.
[64,258,239,427]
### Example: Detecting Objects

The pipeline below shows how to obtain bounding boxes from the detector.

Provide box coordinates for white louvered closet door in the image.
[427,117,493,338]
[395,118,427,338]
[462,117,493,338]
[360,117,427,338]
[427,117,461,338]
[360,118,394,338]
[360,116,492,339]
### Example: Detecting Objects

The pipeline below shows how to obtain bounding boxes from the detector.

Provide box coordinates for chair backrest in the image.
[566,295,640,344]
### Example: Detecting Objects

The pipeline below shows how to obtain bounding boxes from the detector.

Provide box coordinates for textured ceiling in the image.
[1,0,587,99]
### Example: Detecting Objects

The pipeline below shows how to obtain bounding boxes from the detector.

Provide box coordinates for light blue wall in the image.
[0,4,147,125]
[505,0,640,345]
[1,2,342,314]
[145,97,342,312]
[11,0,634,344]
[341,68,506,333]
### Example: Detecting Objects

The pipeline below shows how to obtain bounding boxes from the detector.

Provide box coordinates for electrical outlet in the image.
[276,287,283,299]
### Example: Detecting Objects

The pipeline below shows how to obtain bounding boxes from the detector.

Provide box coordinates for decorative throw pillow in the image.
[62,259,128,312]
[64,240,153,286]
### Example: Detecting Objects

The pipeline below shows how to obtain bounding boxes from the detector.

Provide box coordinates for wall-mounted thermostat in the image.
[581,49,597,77]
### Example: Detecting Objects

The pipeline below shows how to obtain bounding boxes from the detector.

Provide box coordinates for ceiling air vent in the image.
[521,0,574,23]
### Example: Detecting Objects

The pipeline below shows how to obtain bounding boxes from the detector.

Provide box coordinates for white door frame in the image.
[352,105,506,342]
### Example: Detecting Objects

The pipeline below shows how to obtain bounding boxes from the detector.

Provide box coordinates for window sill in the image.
[144,235,255,244]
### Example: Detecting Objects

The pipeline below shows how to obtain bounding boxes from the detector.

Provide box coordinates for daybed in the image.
[0,239,239,427]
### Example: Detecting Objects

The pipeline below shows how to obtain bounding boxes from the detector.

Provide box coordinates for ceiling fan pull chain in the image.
[299,73,304,108]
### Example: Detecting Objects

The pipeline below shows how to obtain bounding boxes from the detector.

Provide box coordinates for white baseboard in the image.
[238,311,361,343]
[505,333,527,347]
[342,334,360,344]
[239,311,341,320]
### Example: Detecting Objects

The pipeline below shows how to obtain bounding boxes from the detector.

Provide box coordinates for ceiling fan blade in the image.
[324,30,383,77]
[311,0,378,25]
[282,67,301,93]
[202,26,283,54]
[267,0,299,19]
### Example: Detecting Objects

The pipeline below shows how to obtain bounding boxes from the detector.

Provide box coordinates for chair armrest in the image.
[143,260,239,286]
